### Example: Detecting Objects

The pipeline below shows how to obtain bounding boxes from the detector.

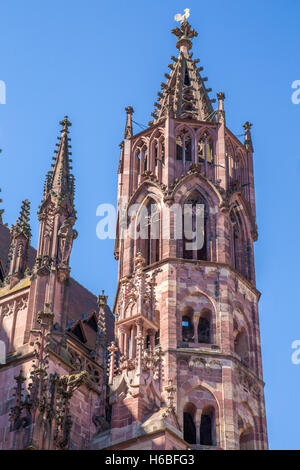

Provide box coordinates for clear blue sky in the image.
[0,0,299,450]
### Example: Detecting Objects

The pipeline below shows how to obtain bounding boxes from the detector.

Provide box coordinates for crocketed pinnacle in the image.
[13,199,31,239]
[44,116,74,200]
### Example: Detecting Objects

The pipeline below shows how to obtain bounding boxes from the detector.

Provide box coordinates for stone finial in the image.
[217,92,226,122]
[171,17,198,51]
[59,115,72,132]
[124,106,134,139]
[217,92,225,102]
[243,121,254,152]
[97,289,108,308]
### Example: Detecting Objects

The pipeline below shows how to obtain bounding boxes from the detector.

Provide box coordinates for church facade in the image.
[0,18,268,450]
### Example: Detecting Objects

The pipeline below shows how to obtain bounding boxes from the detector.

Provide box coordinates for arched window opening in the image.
[183,191,208,261]
[182,307,194,343]
[198,312,211,344]
[161,141,165,165]
[143,146,148,172]
[184,64,191,86]
[234,328,249,366]
[207,140,213,164]
[230,208,249,280]
[185,134,192,161]
[143,198,160,266]
[176,130,193,164]
[154,141,158,167]
[136,150,141,174]
[183,403,196,444]
[145,334,151,349]
[197,138,214,165]
[239,428,255,450]
[176,135,183,160]
[197,139,205,162]
[200,406,215,446]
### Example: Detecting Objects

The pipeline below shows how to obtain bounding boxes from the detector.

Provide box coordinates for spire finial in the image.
[59,115,72,132]
[243,121,253,152]
[124,106,134,139]
[171,10,198,51]
[217,92,226,122]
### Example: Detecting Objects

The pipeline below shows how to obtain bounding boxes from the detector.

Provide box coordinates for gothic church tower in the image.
[91,18,268,450]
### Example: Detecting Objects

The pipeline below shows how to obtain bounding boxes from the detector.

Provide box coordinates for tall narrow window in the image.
[144,198,160,266]
[176,135,183,160]
[185,134,192,161]
[183,191,207,261]
[234,329,249,366]
[183,413,196,444]
[154,142,158,167]
[207,140,213,163]
[182,307,194,343]
[143,147,148,172]
[198,314,211,344]
[137,151,141,174]
[200,407,215,446]
[161,141,165,164]
[197,139,205,162]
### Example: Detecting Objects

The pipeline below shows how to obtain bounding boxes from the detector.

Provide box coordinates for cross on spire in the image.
[59,115,72,131]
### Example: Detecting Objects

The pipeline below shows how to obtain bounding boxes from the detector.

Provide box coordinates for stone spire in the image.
[6,199,31,286]
[149,19,215,125]
[32,116,77,331]
[44,116,74,201]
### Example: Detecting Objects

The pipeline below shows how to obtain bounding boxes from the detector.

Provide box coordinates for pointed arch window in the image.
[200,406,215,446]
[234,328,249,367]
[143,146,148,172]
[197,139,205,163]
[198,312,211,344]
[176,130,193,163]
[144,198,160,266]
[182,307,194,343]
[230,207,249,280]
[183,403,196,444]
[136,150,141,174]
[197,137,214,165]
[183,191,208,261]
[176,135,183,161]
[185,134,192,161]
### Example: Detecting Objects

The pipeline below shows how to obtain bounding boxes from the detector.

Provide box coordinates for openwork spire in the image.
[44,116,74,200]
[149,17,215,125]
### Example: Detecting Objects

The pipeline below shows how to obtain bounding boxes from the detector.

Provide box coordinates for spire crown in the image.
[171,19,198,51]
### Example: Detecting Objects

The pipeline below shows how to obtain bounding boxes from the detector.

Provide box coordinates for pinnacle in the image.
[15,199,31,239]
[44,116,74,200]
